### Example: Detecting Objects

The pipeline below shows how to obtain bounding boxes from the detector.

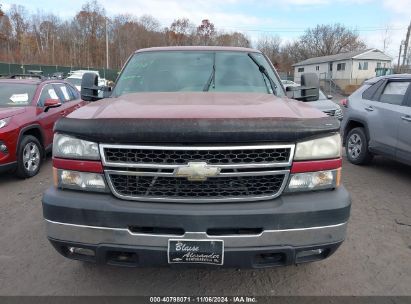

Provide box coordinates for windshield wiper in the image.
[247,53,277,95]
[203,53,216,91]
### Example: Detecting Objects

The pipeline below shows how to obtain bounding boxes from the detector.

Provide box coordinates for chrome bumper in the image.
[45,219,347,248]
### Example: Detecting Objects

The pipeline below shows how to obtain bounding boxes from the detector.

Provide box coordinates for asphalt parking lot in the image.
[0,154,410,296]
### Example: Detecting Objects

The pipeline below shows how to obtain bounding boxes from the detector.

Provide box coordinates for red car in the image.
[0,76,86,178]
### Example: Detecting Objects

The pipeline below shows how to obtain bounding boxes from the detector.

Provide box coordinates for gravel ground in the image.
[0,155,410,296]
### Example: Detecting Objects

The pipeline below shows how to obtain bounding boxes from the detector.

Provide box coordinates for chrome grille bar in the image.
[100,144,295,169]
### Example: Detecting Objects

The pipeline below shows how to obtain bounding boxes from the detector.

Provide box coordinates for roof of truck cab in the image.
[135,46,261,53]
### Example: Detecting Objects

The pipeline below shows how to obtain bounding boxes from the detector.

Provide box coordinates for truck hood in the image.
[68,92,326,120]
[0,107,26,119]
[57,92,340,144]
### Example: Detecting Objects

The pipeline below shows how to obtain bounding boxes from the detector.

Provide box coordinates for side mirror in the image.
[44,98,61,112]
[81,73,100,101]
[298,73,319,102]
[285,86,295,98]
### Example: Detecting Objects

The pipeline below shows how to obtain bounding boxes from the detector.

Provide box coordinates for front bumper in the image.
[0,161,16,174]
[42,186,351,268]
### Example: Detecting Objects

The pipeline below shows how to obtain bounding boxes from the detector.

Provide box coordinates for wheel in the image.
[16,135,43,178]
[345,127,373,165]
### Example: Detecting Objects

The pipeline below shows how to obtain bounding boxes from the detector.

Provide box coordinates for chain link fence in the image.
[0,62,119,81]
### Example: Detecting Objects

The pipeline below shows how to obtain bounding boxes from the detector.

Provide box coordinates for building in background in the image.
[292,49,392,94]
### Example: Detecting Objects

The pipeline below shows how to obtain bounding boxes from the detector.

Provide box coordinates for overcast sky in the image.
[3,0,411,61]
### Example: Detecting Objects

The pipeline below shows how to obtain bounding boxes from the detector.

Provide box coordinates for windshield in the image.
[0,83,36,107]
[318,90,327,100]
[113,51,284,97]
[66,78,82,86]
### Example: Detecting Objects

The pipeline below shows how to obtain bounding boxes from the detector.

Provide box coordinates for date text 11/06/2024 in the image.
[149,296,257,303]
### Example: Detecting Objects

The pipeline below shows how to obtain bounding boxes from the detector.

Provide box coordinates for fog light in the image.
[68,247,95,257]
[0,143,8,154]
[296,249,324,259]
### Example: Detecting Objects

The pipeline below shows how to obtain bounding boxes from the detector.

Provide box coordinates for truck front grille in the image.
[100,144,294,203]
[109,174,286,200]
[103,147,291,165]
[324,109,343,120]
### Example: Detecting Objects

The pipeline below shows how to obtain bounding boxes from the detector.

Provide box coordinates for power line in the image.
[210,26,408,34]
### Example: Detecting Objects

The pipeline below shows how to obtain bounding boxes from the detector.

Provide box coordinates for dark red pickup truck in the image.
[42,46,351,268]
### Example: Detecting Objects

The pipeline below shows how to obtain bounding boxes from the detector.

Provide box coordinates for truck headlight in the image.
[55,169,109,192]
[53,134,100,160]
[294,134,341,161]
[286,169,341,192]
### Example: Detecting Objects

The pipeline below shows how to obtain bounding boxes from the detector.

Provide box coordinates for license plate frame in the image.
[167,239,224,265]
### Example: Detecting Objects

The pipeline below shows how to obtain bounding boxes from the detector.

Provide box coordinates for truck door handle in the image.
[401,116,411,122]
[365,106,374,112]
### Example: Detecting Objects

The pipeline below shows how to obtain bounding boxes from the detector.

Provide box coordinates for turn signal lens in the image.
[57,169,108,192]
[286,169,339,192]
[336,168,341,187]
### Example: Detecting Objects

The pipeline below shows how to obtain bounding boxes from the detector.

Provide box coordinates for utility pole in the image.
[402,20,411,67]
[398,41,403,72]
[106,18,109,69]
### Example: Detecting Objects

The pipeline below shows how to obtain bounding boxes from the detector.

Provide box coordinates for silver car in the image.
[341,74,411,165]
[285,83,343,120]
[310,90,343,120]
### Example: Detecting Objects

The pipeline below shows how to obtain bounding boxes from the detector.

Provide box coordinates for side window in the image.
[362,80,384,100]
[67,84,80,99]
[54,84,72,102]
[379,81,410,106]
[37,84,60,107]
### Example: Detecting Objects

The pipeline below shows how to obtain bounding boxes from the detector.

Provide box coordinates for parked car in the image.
[0,76,86,178]
[311,90,343,120]
[43,46,350,268]
[287,84,343,120]
[51,72,65,80]
[281,79,298,89]
[341,74,411,165]
[66,71,91,91]
[27,70,43,76]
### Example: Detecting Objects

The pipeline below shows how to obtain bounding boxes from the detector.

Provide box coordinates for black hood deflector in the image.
[54,117,340,144]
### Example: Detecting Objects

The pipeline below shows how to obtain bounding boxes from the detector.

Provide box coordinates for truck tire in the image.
[345,127,373,165]
[16,135,43,178]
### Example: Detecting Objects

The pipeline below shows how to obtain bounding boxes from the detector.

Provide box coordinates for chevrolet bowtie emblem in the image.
[175,162,220,181]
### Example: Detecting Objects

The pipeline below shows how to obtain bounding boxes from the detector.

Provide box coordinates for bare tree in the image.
[299,24,366,57]
[196,19,215,45]
[166,18,195,46]
[0,5,12,62]
[256,35,281,65]
[0,2,370,75]
[214,31,250,47]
